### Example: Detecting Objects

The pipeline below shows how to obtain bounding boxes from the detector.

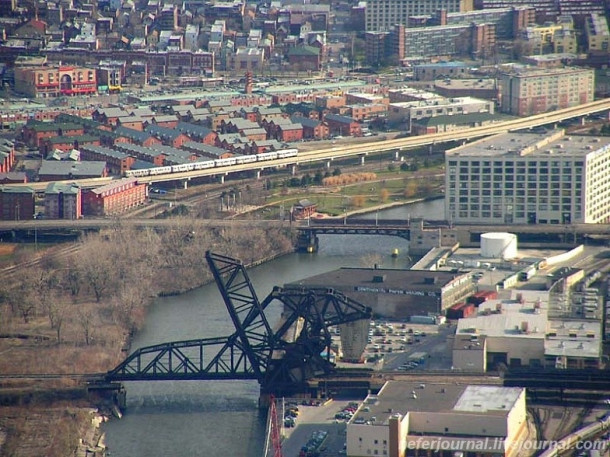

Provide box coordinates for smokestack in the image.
[244,71,253,94]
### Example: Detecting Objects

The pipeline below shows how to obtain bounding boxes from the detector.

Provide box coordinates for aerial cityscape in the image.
[1,0,610,456]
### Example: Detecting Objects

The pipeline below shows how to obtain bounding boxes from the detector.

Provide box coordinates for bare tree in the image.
[76,307,95,345]
[76,238,116,302]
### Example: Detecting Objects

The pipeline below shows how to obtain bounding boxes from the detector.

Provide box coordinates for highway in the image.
[15,98,610,191]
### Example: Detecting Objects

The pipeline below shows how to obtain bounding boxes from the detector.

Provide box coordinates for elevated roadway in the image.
[15,99,610,192]
[2,218,609,237]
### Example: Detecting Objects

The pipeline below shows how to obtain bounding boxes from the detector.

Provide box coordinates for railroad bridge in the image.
[97,251,372,406]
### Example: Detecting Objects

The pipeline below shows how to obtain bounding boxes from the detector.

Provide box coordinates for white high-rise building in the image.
[365,0,473,31]
[445,130,610,224]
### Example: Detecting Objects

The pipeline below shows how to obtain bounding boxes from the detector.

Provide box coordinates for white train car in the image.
[215,157,237,167]
[148,166,173,176]
[125,168,152,178]
[193,160,216,170]
[171,163,195,173]
[277,148,298,159]
[123,148,299,178]
[235,154,258,165]
[257,151,279,161]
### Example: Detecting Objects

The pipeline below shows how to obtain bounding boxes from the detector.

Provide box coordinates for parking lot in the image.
[331,320,455,373]
[280,399,353,457]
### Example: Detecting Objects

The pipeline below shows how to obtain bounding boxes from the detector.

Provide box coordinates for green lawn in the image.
[255,170,443,219]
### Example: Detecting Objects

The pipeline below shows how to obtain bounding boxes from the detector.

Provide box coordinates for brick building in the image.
[0,186,35,221]
[145,124,191,148]
[14,65,97,98]
[44,182,82,219]
[38,161,107,181]
[40,134,100,156]
[499,65,594,116]
[0,141,15,173]
[79,145,136,175]
[287,46,321,71]
[291,116,329,140]
[22,121,84,148]
[82,178,146,216]
[324,113,362,136]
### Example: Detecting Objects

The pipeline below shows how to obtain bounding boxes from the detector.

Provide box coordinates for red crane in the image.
[269,395,284,457]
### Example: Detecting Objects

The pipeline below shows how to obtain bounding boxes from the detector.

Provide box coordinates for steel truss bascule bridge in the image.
[104,251,372,398]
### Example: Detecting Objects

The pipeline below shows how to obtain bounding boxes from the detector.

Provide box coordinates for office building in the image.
[499,65,594,116]
[365,0,473,31]
[445,130,610,224]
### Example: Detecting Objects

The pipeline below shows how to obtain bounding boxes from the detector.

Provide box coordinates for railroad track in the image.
[1,243,81,282]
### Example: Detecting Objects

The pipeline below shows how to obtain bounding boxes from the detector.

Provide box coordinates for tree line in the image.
[0,220,295,375]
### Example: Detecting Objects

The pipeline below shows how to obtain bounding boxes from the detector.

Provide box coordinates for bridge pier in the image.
[296,231,319,253]
[255,170,261,179]
[359,155,365,166]
[87,381,126,415]
[291,165,297,176]
[219,174,225,184]
[394,150,400,161]
[326,160,332,169]
[181,178,189,190]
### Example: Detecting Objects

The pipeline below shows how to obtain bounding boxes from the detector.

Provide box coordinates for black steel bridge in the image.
[97,251,372,403]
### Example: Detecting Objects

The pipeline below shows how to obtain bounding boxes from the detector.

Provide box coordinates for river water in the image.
[102,199,443,457]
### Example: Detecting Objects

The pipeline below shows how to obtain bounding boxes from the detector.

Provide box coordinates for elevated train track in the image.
[11,99,610,192]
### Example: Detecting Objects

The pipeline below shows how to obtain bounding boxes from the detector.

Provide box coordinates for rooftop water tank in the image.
[480,232,517,259]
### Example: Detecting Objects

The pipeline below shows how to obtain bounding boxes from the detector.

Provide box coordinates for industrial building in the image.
[453,289,603,371]
[346,381,528,457]
[445,130,610,224]
[287,268,475,320]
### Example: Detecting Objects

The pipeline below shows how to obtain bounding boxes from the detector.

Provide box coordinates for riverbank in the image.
[312,194,445,220]
[0,223,298,457]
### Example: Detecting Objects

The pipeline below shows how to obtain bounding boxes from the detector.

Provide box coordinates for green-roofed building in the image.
[40,134,101,156]
[22,120,85,148]
[287,46,321,71]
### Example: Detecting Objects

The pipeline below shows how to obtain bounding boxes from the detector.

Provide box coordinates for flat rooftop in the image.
[352,382,521,425]
[286,268,467,292]
[457,290,550,339]
[434,78,497,91]
[447,130,610,159]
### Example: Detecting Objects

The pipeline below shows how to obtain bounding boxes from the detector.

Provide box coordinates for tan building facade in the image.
[499,65,594,116]
[15,65,97,98]
[347,382,529,457]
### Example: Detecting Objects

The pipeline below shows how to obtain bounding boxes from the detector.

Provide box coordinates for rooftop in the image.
[287,268,469,292]
[351,382,522,425]
[447,130,610,159]
[45,181,80,194]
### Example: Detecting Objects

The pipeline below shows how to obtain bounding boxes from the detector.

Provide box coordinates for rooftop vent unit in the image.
[373,275,386,283]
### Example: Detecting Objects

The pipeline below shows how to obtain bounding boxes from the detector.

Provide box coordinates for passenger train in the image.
[124,148,299,178]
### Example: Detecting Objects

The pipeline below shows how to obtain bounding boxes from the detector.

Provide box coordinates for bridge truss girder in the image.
[106,336,260,382]
[106,252,372,395]
[261,287,372,394]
